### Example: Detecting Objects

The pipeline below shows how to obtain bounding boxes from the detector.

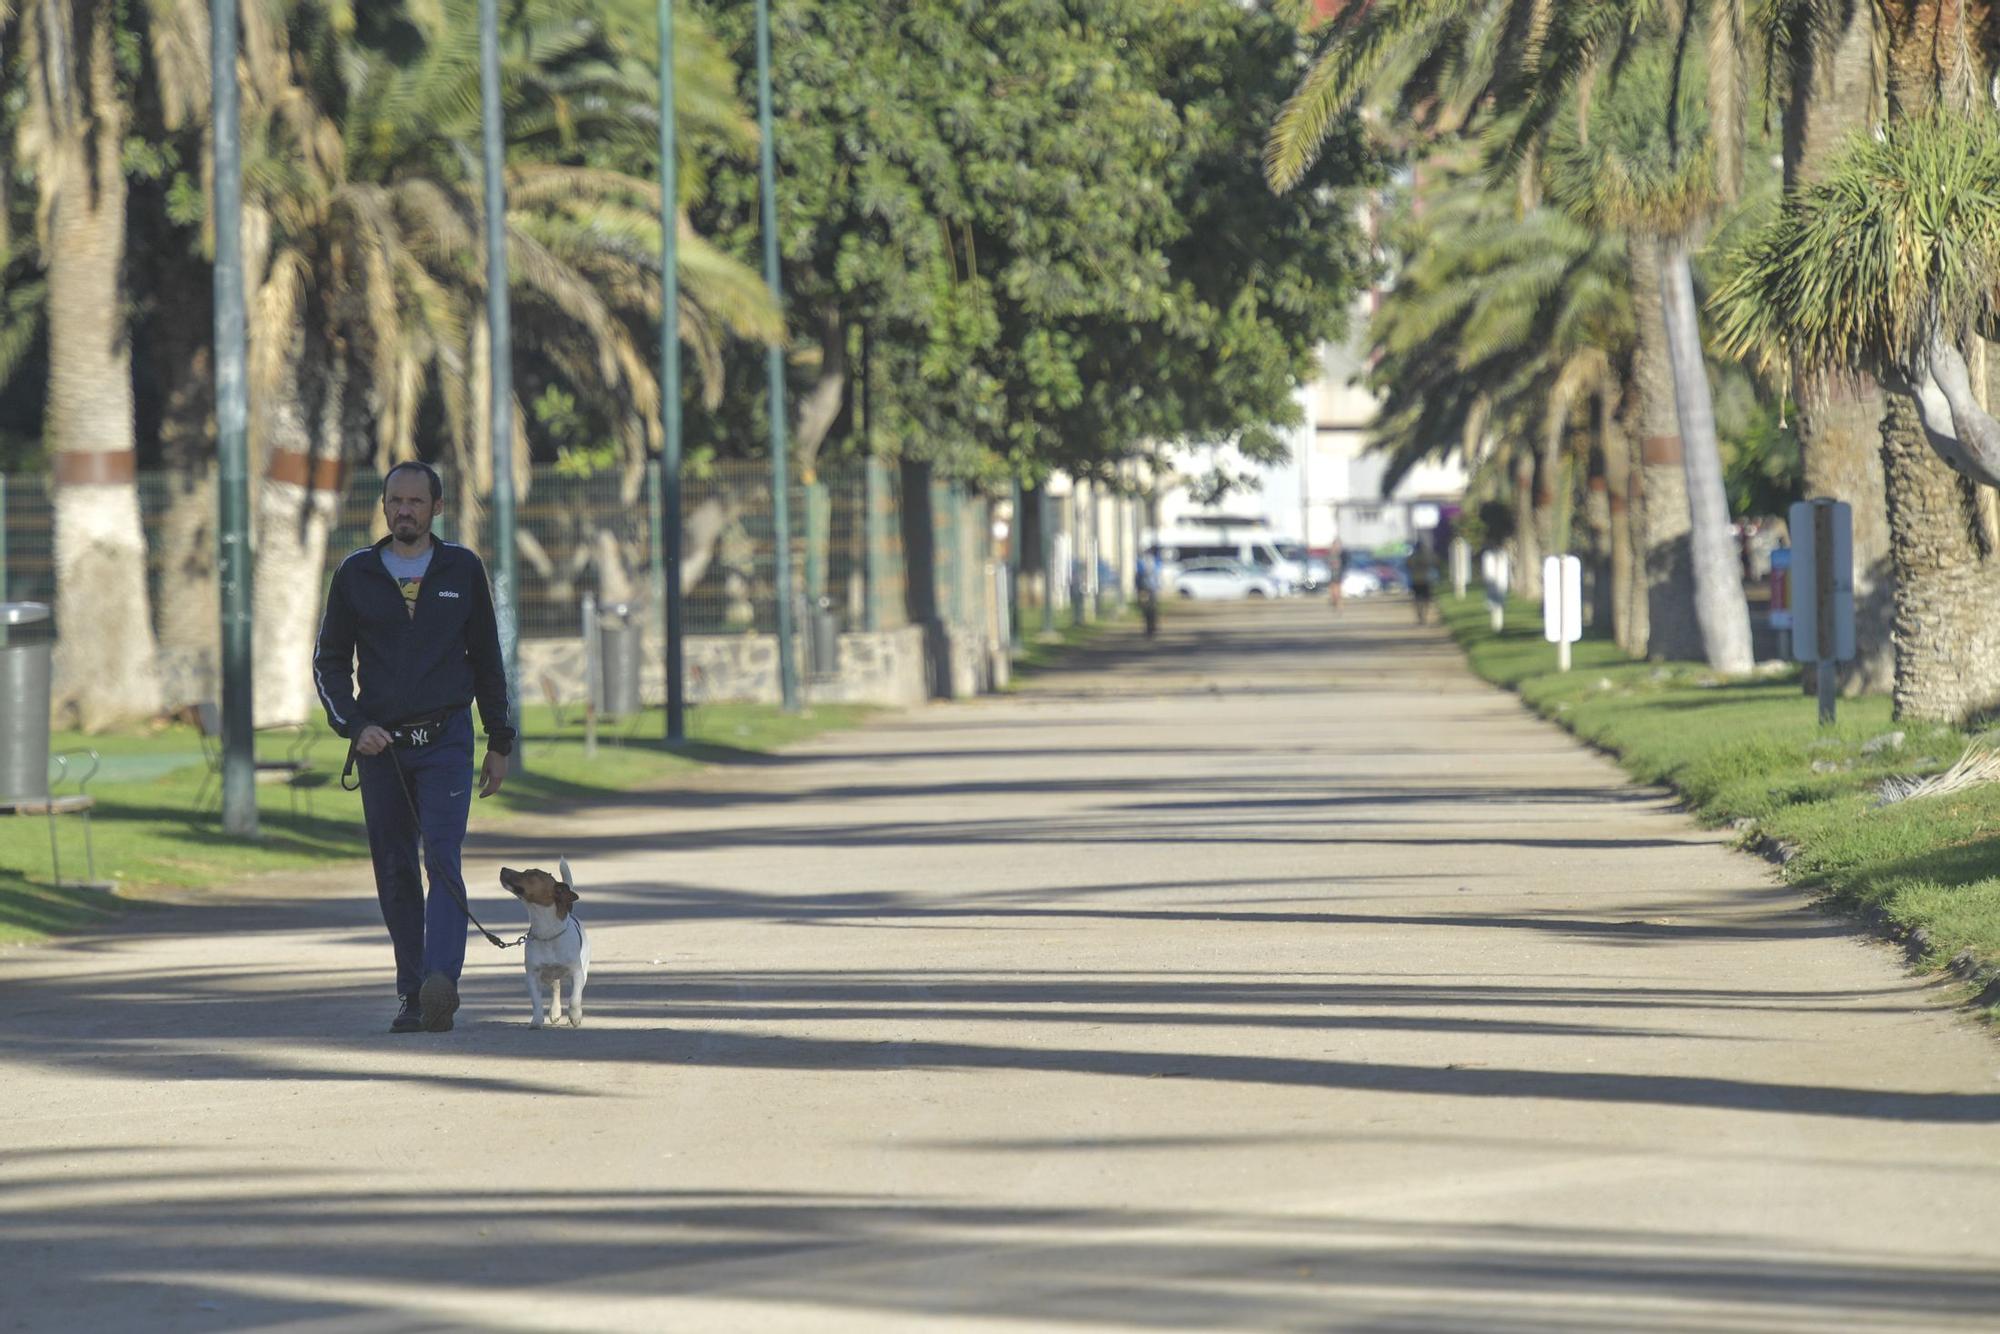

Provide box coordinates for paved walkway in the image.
[5,599,1999,1332]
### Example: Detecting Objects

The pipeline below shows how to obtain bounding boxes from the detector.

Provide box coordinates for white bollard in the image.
[1543,555,1582,670]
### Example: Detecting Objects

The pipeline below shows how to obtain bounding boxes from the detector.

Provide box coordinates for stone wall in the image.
[918,620,1009,699]
[519,624,938,710]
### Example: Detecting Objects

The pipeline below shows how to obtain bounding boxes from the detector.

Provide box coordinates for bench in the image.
[191,704,328,819]
[3,750,109,890]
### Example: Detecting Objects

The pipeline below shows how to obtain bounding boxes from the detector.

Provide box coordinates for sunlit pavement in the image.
[5,596,1999,1332]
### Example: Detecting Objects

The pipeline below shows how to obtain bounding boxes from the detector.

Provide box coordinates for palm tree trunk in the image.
[1536,408,1564,564]
[1878,388,2000,721]
[1867,0,1999,717]
[1657,234,1754,673]
[1881,2,1982,118]
[1599,398,1641,656]
[1513,449,1542,602]
[151,264,219,713]
[46,1,161,729]
[154,466,218,711]
[1627,235,1702,661]
[1797,373,1895,692]
[252,327,348,726]
[1627,443,1652,655]
[1583,472,1613,630]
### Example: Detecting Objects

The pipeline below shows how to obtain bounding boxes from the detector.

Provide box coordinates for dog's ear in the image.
[554,884,579,917]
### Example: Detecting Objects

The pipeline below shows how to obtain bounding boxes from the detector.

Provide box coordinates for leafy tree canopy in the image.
[690,0,1377,484]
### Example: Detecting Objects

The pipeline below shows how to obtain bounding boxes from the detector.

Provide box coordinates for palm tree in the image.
[1757,0,1895,694]
[3,2,211,732]
[4,0,206,728]
[1539,40,1755,674]
[232,0,779,723]
[1715,108,2000,721]
[1265,0,1736,664]
[1367,155,1639,639]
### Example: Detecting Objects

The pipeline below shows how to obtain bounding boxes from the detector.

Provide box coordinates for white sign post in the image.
[1481,549,1510,631]
[1450,537,1470,598]
[1543,554,1582,671]
[1788,498,1855,725]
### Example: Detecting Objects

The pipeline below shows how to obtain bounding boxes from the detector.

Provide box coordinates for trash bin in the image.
[0,603,53,804]
[598,602,641,718]
[808,597,840,680]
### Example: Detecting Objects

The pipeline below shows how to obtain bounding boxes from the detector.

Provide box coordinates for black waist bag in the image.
[390,710,454,750]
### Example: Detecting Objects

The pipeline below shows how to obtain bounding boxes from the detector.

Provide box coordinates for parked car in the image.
[1340,549,1409,595]
[1174,558,1280,600]
[1338,565,1382,598]
[1276,541,1333,591]
[1151,531,1295,595]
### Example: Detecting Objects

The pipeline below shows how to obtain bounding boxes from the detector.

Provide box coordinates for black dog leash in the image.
[342,739,525,950]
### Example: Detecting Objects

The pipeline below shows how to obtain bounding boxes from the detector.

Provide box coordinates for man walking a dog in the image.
[314,461,514,1033]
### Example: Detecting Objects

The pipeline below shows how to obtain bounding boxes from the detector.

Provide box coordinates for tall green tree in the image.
[690,0,1369,483]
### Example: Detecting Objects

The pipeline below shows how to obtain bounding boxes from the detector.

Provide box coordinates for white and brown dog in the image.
[499,859,590,1028]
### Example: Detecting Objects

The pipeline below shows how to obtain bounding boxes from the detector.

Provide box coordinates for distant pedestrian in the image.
[1409,540,1440,625]
[1327,540,1344,613]
[1136,549,1162,638]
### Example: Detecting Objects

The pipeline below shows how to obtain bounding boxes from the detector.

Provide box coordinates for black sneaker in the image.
[390,995,424,1034]
[419,972,459,1032]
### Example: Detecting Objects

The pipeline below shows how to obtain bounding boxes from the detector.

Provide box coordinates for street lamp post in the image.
[212,0,255,837]
[478,0,523,762]
[755,0,800,711]
[659,0,687,741]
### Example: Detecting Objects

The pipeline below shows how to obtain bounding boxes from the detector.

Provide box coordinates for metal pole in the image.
[1038,484,1054,635]
[213,0,256,837]
[658,0,687,741]
[646,459,666,642]
[479,0,522,765]
[755,0,799,710]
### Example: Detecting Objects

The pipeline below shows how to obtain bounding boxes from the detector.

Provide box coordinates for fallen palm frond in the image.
[1875,746,2000,808]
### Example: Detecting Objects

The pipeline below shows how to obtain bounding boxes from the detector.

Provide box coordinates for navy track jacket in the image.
[313,537,516,753]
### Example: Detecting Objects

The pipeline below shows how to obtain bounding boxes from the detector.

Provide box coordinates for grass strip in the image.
[1441,593,2000,1015]
[1005,603,1136,683]
[0,700,869,946]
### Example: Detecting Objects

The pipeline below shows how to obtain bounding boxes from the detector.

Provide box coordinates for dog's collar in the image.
[527,916,579,943]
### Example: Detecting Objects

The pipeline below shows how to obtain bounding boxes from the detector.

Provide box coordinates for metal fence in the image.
[0,459,1001,645]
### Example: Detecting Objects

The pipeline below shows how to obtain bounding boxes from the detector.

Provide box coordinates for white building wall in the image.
[1151,313,1467,552]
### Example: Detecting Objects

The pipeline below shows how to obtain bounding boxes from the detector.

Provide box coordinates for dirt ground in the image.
[4,597,1997,1332]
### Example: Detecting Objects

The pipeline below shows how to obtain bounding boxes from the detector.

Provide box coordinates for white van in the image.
[1149,528,1295,595]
